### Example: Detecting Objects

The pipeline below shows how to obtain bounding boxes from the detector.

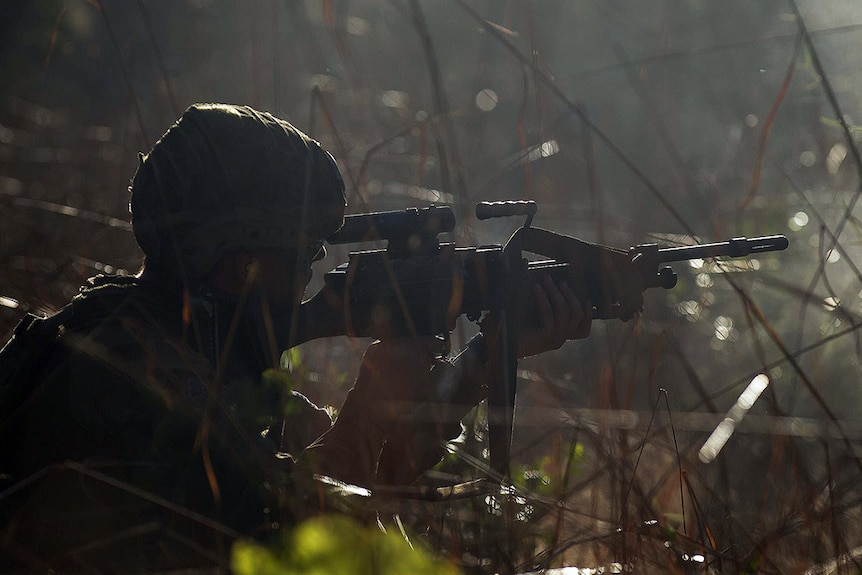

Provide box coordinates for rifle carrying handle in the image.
[476,201,537,220]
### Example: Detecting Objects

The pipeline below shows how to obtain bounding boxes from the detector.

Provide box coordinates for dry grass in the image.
[3,1,862,573]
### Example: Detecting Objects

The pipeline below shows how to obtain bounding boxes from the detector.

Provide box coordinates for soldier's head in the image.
[129,103,346,305]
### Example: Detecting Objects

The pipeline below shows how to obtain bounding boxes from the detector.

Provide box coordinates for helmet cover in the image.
[130,103,346,278]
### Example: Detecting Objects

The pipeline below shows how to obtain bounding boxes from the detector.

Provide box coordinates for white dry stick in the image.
[699,373,770,463]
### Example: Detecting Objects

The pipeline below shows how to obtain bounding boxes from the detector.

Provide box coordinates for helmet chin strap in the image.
[189,284,298,379]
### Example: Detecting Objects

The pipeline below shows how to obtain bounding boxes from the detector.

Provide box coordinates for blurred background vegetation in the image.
[3,1,862,572]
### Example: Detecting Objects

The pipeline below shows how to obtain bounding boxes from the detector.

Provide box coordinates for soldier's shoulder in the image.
[68,274,181,331]
[63,275,211,377]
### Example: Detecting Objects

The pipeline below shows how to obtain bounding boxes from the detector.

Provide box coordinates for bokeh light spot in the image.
[788,211,809,231]
[714,315,734,340]
[380,90,408,108]
[799,150,816,167]
[696,273,713,288]
[826,143,848,174]
[475,89,498,112]
[346,16,369,35]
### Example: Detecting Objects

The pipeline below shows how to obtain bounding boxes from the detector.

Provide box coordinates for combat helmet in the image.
[129,103,346,279]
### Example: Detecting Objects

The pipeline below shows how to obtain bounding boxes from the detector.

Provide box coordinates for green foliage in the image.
[231,515,461,575]
[819,115,862,133]
[227,368,295,430]
[233,365,306,429]
[512,441,585,498]
[281,348,303,371]
[743,553,762,574]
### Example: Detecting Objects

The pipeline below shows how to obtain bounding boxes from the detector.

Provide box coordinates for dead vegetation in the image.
[3,1,862,573]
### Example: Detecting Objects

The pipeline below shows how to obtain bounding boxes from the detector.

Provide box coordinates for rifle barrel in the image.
[656,235,788,263]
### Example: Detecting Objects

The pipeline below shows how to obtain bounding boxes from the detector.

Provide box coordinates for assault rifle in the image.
[296,201,788,477]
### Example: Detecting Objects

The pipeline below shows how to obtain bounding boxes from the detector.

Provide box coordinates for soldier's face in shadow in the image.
[205,251,314,314]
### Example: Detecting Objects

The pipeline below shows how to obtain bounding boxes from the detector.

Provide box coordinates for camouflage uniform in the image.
[0,103,345,571]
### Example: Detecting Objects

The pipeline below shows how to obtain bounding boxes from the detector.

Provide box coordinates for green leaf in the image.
[231,538,284,575]
[231,515,461,575]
